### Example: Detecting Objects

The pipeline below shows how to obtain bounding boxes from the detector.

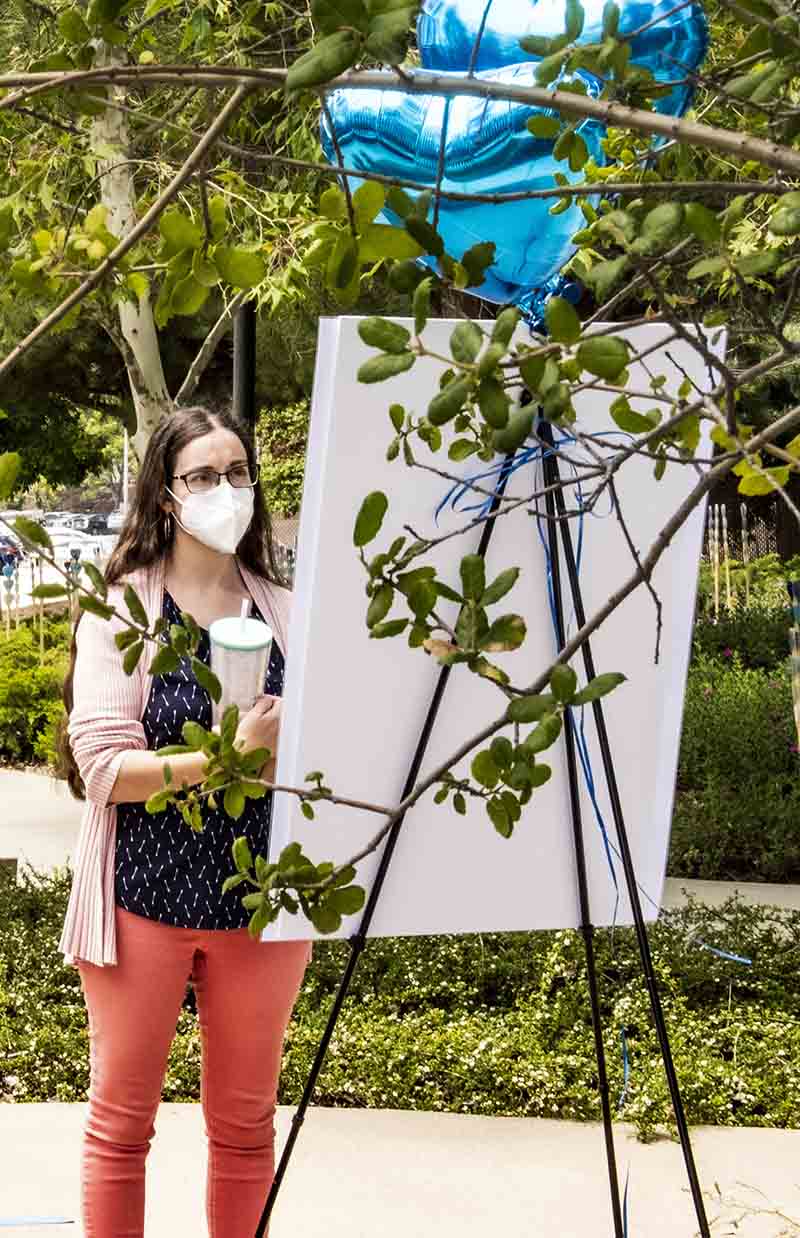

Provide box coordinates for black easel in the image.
[254,425,711,1238]
[538,419,711,1238]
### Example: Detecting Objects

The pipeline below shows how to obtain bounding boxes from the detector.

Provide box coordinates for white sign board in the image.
[266,317,725,941]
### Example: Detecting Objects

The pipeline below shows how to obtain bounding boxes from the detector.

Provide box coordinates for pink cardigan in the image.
[59,556,292,966]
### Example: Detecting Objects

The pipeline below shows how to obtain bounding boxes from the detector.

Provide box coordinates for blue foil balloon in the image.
[321,64,606,308]
[417,0,709,119]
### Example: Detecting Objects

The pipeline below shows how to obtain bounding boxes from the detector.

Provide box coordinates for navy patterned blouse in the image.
[115,589,285,929]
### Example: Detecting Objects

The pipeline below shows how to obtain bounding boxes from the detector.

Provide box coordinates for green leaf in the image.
[221,872,248,894]
[490,736,514,770]
[450,321,483,364]
[461,241,495,287]
[738,467,789,496]
[148,645,181,676]
[460,554,486,602]
[122,640,145,675]
[354,491,388,546]
[385,185,415,218]
[640,202,684,249]
[550,663,577,703]
[523,713,563,753]
[520,33,555,55]
[358,352,415,383]
[145,789,172,815]
[224,785,247,820]
[330,885,366,915]
[545,296,581,345]
[492,408,534,455]
[582,256,630,300]
[687,255,728,280]
[427,375,473,426]
[576,336,629,381]
[170,274,210,317]
[448,439,476,463]
[481,567,519,607]
[13,516,51,552]
[491,308,520,348]
[507,693,555,723]
[610,397,658,434]
[191,658,222,704]
[301,801,315,820]
[734,250,780,278]
[536,49,569,85]
[477,377,511,429]
[286,29,361,91]
[124,584,148,627]
[59,8,91,43]
[208,195,227,241]
[232,835,253,872]
[404,217,444,257]
[214,246,266,289]
[472,749,500,789]
[769,206,800,237]
[571,671,626,705]
[487,797,512,838]
[370,618,409,639]
[684,202,721,244]
[358,223,423,262]
[313,0,369,34]
[310,905,342,934]
[367,583,394,627]
[192,250,220,289]
[31,583,69,600]
[159,207,203,255]
[353,181,385,226]
[78,594,115,621]
[483,614,526,652]
[528,114,562,139]
[389,404,405,433]
[358,316,411,354]
[0,453,21,502]
[412,277,433,336]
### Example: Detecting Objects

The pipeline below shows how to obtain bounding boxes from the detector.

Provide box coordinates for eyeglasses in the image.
[172,463,259,495]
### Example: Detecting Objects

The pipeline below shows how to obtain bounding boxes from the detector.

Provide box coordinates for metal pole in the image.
[253,456,518,1238]
[543,426,711,1238]
[233,299,258,431]
[540,423,624,1238]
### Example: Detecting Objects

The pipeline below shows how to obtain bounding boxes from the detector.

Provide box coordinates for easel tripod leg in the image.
[542,441,625,1238]
[542,424,711,1238]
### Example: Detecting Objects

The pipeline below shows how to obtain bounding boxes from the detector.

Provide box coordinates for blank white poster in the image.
[266,317,725,941]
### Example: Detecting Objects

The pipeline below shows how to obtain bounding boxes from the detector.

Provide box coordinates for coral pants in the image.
[77,907,310,1238]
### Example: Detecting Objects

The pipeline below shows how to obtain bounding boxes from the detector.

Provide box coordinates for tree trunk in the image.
[91,42,172,460]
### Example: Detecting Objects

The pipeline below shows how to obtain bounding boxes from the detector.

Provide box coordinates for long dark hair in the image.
[59,404,285,799]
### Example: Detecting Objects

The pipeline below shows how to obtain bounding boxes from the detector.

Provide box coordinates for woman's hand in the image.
[235,695,281,769]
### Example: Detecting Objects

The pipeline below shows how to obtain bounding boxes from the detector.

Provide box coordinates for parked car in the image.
[86,514,109,535]
[0,534,23,567]
[106,508,125,532]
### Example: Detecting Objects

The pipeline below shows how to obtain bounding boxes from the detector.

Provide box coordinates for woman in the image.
[59,405,310,1238]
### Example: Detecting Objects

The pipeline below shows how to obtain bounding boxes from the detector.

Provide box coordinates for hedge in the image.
[1,868,799,1141]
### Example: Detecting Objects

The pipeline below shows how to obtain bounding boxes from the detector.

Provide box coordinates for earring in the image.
[162,512,173,541]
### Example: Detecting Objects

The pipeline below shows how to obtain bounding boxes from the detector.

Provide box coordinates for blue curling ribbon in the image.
[438,426,754,970]
[618,1026,631,1110]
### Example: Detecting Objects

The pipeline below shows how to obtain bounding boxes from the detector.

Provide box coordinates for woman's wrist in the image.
[109,749,208,805]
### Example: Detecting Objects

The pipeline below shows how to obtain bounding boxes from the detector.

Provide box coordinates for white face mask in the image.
[167,481,254,556]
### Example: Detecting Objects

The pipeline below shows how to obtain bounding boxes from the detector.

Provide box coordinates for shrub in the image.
[677,654,796,790]
[256,400,309,517]
[2,867,800,1140]
[692,604,792,670]
[0,618,68,764]
[669,776,800,882]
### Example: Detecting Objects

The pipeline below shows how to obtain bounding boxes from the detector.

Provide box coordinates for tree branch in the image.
[174,290,245,406]
[0,85,253,383]
[3,65,800,175]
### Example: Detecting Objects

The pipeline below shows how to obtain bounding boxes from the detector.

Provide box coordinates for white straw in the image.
[240,596,250,633]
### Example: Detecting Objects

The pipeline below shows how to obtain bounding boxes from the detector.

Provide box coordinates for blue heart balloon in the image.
[322,0,709,315]
[321,64,607,306]
[418,0,709,120]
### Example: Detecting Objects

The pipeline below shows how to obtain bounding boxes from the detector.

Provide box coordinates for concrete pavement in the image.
[1,1103,799,1237]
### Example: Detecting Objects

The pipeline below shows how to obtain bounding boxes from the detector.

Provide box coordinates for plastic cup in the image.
[208,615,273,726]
